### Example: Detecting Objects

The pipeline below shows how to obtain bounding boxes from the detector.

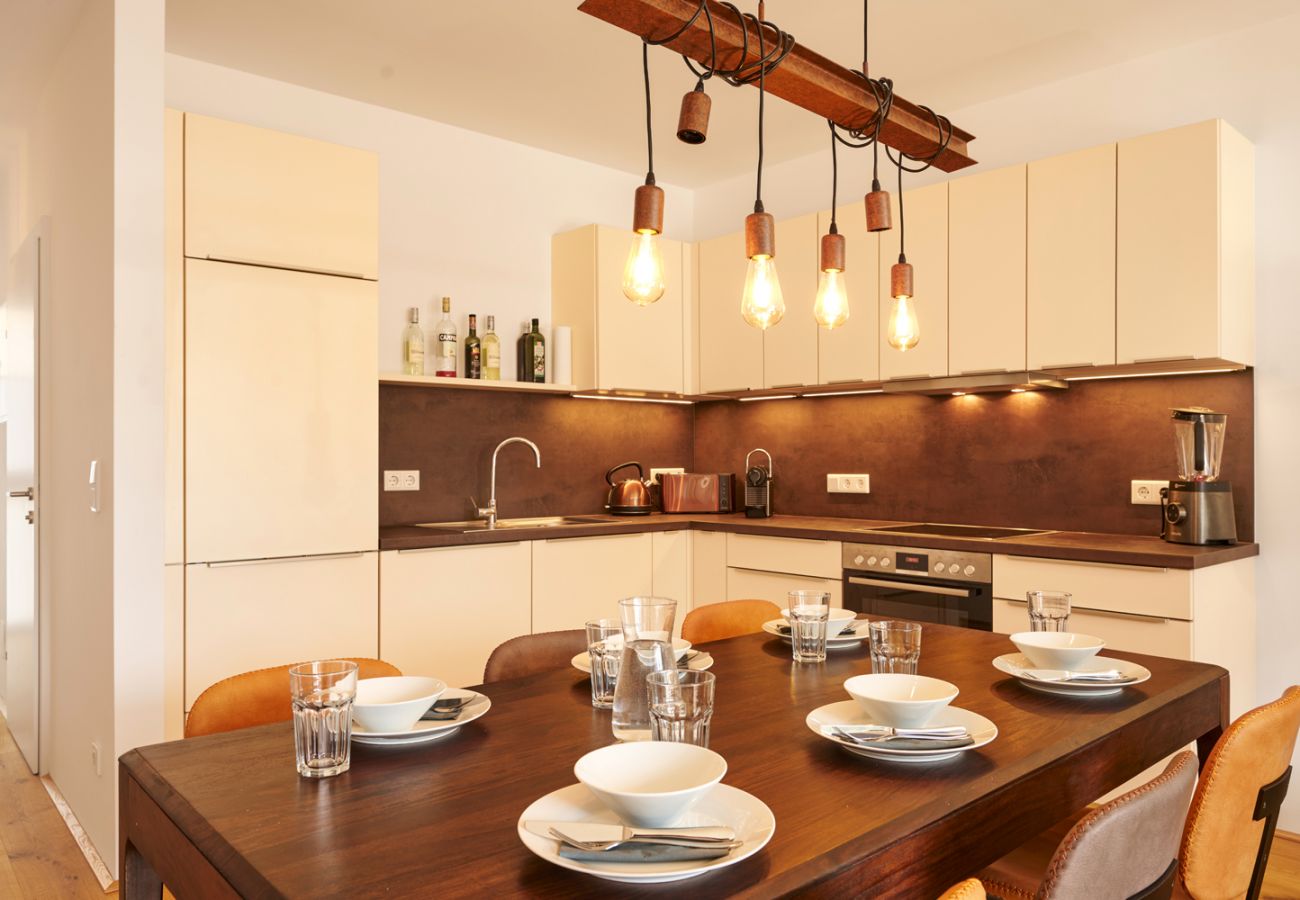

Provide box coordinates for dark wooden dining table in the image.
[119,623,1228,899]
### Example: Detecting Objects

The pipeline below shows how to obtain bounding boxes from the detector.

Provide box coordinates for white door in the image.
[5,230,41,772]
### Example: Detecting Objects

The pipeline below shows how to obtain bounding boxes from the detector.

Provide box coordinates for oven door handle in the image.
[847,576,972,598]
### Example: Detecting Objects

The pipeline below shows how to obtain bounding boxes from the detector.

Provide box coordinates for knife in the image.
[523,821,736,844]
[823,724,970,739]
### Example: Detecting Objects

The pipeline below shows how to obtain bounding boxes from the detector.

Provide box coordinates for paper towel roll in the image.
[552,325,572,386]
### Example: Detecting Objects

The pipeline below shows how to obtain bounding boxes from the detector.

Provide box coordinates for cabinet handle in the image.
[397,542,521,554]
[542,533,637,544]
[200,254,372,281]
[770,381,806,389]
[958,367,1010,375]
[886,372,933,381]
[1038,361,1095,370]
[205,551,367,568]
[1004,555,1168,574]
[1003,599,1170,624]
[1131,354,1195,364]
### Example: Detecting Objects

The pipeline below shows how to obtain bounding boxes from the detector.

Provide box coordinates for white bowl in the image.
[843,673,959,728]
[1011,632,1105,670]
[574,742,727,827]
[352,676,446,733]
[602,635,692,660]
[782,606,858,635]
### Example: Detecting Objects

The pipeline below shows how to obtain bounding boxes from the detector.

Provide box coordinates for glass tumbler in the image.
[648,669,716,747]
[787,590,831,663]
[585,618,622,709]
[289,660,358,778]
[1027,590,1072,632]
[869,621,922,674]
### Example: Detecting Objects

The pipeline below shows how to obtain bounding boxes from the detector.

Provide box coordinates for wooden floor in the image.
[0,715,1297,898]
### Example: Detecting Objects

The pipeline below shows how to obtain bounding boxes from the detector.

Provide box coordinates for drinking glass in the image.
[1027,590,1072,632]
[612,596,677,742]
[585,618,622,709]
[289,660,358,778]
[647,669,716,747]
[869,621,922,674]
[788,590,831,663]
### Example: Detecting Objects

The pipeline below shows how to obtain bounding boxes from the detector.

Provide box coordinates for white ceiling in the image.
[165,0,1297,187]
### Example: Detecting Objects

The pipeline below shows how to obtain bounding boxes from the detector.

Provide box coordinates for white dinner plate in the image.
[517,782,774,884]
[350,688,490,745]
[805,701,998,763]
[993,653,1152,697]
[571,651,714,674]
[761,618,866,648]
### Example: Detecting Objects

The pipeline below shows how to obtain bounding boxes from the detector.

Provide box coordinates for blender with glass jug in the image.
[1161,407,1237,544]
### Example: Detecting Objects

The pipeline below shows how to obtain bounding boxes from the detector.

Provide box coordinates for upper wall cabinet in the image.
[551,225,688,393]
[1027,143,1117,370]
[878,182,949,380]
[1116,119,1254,366]
[164,109,184,565]
[698,230,763,392]
[949,164,1027,375]
[816,205,880,384]
[762,213,819,388]
[185,114,380,280]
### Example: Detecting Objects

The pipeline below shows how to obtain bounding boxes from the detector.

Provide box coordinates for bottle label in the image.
[467,346,481,379]
[533,343,545,380]
[436,334,457,376]
[406,338,424,364]
[486,344,500,369]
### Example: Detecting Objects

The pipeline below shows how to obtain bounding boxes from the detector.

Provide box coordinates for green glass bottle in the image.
[464,314,482,379]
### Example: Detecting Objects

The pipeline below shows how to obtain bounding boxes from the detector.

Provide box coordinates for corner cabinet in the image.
[878,182,949,380]
[531,533,654,633]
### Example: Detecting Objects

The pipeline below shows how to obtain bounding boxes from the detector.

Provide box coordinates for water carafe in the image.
[611,596,677,741]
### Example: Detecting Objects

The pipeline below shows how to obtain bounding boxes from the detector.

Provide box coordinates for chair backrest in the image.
[1038,750,1197,900]
[938,878,986,900]
[681,599,782,643]
[185,658,401,738]
[483,630,587,684]
[1179,685,1300,900]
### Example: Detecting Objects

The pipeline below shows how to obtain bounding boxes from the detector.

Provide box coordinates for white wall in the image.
[165,54,696,379]
[696,13,1300,827]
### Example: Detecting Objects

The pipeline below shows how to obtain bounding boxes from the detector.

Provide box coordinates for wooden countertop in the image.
[380,513,1258,569]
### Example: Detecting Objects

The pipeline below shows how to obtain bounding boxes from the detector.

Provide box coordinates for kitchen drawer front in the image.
[993,554,1192,621]
[185,552,379,709]
[726,568,842,609]
[532,533,653,633]
[726,533,841,579]
[993,599,1191,659]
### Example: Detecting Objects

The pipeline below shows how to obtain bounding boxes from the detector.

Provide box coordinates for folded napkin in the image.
[777,623,859,637]
[558,842,734,863]
[837,735,975,751]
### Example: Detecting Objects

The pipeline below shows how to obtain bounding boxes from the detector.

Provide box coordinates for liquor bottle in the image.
[482,315,501,381]
[434,297,457,377]
[401,307,425,375]
[464,314,482,379]
[516,321,530,382]
[528,318,546,383]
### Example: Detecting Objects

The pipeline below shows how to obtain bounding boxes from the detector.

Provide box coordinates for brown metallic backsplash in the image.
[381,371,1254,540]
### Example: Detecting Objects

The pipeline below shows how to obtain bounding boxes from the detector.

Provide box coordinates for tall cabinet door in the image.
[817,205,880,384]
[762,213,819,388]
[595,227,686,393]
[878,182,949,380]
[1027,143,1117,370]
[186,259,377,562]
[949,165,1027,375]
[697,231,763,392]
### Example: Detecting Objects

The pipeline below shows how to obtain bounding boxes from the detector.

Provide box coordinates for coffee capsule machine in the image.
[744,448,773,518]
[1161,407,1237,544]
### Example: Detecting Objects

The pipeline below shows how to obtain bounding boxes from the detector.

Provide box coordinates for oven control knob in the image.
[948,564,962,574]
[881,558,892,568]
[964,565,976,576]
[854,555,864,566]
[934,562,945,573]
[866,556,877,566]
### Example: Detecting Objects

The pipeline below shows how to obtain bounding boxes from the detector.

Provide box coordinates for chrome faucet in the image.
[476,437,541,529]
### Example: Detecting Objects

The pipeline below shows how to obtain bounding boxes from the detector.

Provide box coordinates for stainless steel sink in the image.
[413,515,620,533]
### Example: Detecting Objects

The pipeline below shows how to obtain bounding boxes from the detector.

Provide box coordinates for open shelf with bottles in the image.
[378,373,578,394]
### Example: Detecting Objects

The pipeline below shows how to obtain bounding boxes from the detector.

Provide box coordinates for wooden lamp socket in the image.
[632,183,664,235]
[891,260,914,299]
[745,211,776,259]
[820,232,845,272]
[677,88,711,144]
[866,189,893,232]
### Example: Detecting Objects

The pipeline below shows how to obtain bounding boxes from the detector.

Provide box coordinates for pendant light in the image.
[740,4,785,331]
[814,123,849,330]
[677,79,711,144]
[623,42,667,306]
[860,0,892,232]
[886,158,919,351]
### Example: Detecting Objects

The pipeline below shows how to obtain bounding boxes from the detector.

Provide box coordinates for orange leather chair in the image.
[1177,685,1300,899]
[979,750,1198,900]
[483,630,587,684]
[938,879,986,900]
[185,658,401,738]
[681,599,782,643]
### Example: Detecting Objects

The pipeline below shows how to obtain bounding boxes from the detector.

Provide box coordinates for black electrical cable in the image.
[754,9,766,212]
[641,41,655,186]
[897,147,906,261]
[827,120,839,234]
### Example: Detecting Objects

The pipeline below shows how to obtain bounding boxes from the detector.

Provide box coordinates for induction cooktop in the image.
[864,523,1053,540]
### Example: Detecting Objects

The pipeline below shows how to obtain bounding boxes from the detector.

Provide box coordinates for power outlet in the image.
[383,470,420,492]
[1130,479,1167,505]
[649,467,686,485]
[827,473,871,494]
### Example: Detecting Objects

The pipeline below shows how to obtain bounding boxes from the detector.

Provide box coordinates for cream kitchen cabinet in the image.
[1116,119,1254,366]
[164,109,184,565]
[816,205,880,384]
[1027,143,1117,370]
[762,213,820,389]
[379,543,531,689]
[724,533,843,607]
[877,182,949,380]
[185,113,379,280]
[948,164,1027,375]
[185,551,379,709]
[551,225,689,393]
[164,564,184,740]
[531,533,653,633]
[726,568,842,609]
[185,259,377,563]
[697,230,763,392]
[652,530,690,604]
[691,530,728,609]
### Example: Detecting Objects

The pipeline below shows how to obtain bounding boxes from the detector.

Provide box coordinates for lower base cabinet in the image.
[379,543,532,688]
[726,568,843,609]
[164,564,184,740]
[185,551,379,710]
[691,531,728,609]
[532,533,653,633]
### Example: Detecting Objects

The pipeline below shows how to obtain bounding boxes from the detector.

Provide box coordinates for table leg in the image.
[122,839,163,900]
[1197,672,1231,773]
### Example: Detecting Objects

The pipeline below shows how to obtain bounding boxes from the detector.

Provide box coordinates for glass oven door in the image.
[843,572,993,631]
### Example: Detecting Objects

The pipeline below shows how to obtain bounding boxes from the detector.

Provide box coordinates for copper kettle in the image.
[604,461,653,515]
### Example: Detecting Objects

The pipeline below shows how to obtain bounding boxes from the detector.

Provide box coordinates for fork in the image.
[831,725,970,744]
[1020,669,1127,683]
[548,828,744,852]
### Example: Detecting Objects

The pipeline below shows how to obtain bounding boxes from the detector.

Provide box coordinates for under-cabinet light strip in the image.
[1063,368,1241,382]
[737,394,799,402]
[570,394,694,405]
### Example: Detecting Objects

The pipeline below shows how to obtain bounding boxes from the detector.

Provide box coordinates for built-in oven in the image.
[842,542,993,631]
